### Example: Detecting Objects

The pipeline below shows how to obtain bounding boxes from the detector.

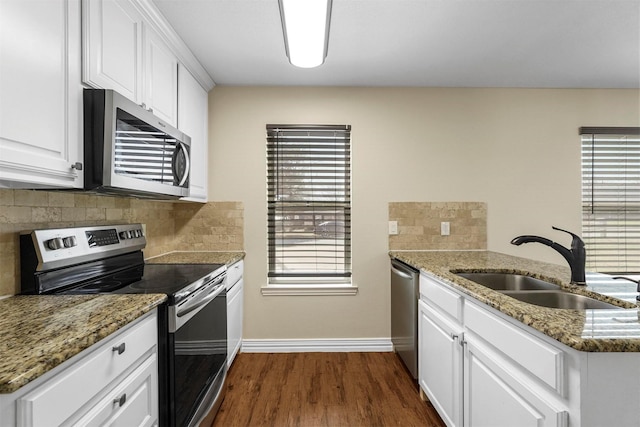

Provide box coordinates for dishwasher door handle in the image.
[391,264,413,280]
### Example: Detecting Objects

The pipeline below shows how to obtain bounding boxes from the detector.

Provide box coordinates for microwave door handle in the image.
[172,142,190,186]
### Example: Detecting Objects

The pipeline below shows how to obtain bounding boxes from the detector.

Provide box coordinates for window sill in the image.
[261,284,358,296]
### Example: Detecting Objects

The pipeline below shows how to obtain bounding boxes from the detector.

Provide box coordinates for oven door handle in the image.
[177,281,225,318]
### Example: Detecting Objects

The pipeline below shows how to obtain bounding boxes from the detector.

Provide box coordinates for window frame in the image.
[580,126,640,274]
[263,124,356,296]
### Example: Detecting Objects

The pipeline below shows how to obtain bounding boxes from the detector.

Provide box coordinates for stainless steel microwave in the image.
[83,89,191,199]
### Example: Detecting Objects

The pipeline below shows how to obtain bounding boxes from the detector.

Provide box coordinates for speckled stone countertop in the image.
[389,250,640,352]
[145,251,245,266]
[0,294,166,394]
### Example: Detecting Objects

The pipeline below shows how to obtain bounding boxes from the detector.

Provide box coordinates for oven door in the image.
[169,282,227,427]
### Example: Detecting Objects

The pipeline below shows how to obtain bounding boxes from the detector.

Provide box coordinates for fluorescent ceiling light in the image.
[278,0,332,68]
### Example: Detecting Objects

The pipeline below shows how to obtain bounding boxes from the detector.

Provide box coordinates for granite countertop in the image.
[145,251,245,266]
[0,294,166,394]
[390,250,640,352]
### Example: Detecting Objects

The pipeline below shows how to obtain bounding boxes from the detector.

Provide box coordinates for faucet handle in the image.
[552,226,585,248]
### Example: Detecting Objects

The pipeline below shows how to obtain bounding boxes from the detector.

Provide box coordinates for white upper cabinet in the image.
[82,0,143,103]
[0,0,83,188]
[144,27,178,127]
[178,64,208,202]
[81,0,214,199]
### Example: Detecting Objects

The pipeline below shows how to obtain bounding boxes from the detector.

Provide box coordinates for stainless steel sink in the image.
[456,272,560,291]
[456,272,623,309]
[501,290,621,310]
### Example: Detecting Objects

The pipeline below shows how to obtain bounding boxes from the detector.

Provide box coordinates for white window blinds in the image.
[267,124,352,281]
[581,127,640,274]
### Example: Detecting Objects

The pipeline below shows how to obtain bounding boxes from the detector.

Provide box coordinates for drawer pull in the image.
[113,393,127,407]
[112,343,126,355]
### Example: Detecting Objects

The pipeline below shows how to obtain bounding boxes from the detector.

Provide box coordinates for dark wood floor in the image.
[211,352,446,427]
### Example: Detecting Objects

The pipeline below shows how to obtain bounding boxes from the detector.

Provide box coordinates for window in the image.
[266,124,352,290]
[581,127,640,273]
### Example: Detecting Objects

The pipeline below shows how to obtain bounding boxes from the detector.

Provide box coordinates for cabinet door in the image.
[418,299,463,427]
[0,0,83,188]
[144,27,178,127]
[177,64,208,201]
[227,278,243,367]
[82,0,143,103]
[464,337,568,427]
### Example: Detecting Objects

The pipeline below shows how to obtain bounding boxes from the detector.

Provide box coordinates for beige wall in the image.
[208,86,640,340]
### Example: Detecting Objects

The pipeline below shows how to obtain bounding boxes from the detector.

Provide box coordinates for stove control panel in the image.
[22,223,146,271]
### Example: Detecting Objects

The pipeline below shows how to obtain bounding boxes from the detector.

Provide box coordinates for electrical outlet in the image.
[441,221,450,236]
[389,221,398,235]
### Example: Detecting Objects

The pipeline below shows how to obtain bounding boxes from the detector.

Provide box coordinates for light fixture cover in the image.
[278,0,332,68]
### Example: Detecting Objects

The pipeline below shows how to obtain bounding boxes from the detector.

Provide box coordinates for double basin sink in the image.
[456,272,621,310]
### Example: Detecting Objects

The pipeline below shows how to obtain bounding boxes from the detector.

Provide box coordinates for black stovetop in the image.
[115,263,225,304]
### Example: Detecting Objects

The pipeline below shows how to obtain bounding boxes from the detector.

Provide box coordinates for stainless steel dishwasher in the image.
[390,258,419,379]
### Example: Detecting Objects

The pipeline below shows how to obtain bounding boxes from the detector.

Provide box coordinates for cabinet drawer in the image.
[465,302,564,394]
[71,353,158,427]
[420,274,462,322]
[227,260,244,289]
[17,312,157,426]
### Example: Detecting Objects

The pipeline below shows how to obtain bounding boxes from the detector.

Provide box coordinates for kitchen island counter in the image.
[390,250,640,352]
[0,294,166,393]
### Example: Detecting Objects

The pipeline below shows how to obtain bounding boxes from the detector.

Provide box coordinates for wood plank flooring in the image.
[211,352,446,427]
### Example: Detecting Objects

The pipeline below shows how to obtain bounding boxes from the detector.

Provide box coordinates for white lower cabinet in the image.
[418,299,463,427]
[419,273,568,427]
[1,311,159,427]
[463,336,567,427]
[226,260,244,367]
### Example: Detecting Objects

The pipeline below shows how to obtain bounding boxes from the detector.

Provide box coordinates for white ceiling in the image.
[153,0,640,88]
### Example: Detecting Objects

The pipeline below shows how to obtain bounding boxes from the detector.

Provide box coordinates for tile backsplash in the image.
[0,189,243,296]
[389,202,487,250]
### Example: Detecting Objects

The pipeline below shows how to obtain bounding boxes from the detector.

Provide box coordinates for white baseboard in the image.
[241,338,394,353]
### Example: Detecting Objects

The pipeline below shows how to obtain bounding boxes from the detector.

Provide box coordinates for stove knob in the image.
[127,230,134,238]
[134,229,142,238]
[63,236,77,248]
[46,237,64,250]
[119,231,129,240]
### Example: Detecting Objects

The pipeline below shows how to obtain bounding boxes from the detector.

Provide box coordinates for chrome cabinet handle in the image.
[112,343,126,355]
[113,393,127,407]
[71,162,83,170]
[451,334,459,341]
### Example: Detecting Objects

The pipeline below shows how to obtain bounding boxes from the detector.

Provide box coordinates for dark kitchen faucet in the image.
[510,226,586,285]
[612,276,640,301]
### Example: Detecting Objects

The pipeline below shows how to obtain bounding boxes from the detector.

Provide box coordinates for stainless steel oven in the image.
[169,279,227,426]
[20,223,228,427]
